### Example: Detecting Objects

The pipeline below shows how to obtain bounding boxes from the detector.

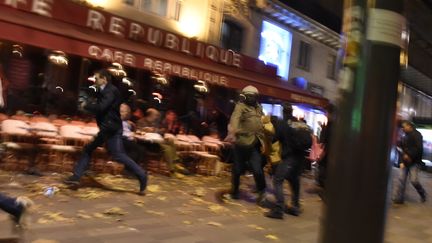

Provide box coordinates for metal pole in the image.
[320,0,404,242]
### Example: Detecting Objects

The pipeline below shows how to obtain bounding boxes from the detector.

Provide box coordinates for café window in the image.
[221,19,243,52]
[124,0,181,20]
[297,41,311,71]
[326,54,336,79]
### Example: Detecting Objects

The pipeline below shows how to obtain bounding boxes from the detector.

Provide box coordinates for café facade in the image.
[0,0,328,119]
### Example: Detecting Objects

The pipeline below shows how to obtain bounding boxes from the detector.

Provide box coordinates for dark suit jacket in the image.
[84,83,122,132]
[402,129,424,164]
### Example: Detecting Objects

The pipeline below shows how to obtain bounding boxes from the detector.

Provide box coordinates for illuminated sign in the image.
[259,21,293,80]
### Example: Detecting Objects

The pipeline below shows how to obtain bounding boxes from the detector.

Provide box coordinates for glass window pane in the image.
[158,0,168,17]
[141,0,152,11]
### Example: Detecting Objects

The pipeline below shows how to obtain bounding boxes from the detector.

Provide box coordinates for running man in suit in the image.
[64,69,147,195]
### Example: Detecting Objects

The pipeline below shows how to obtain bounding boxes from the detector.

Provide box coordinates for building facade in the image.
[90,0,340,102]
[0,0,332,133]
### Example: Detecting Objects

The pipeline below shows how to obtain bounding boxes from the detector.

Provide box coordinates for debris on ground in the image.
[103,207,127,216]
[265,234,279,241]
[207,221,223,227]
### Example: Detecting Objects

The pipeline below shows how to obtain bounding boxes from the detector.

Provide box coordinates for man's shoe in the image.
[138,176,147,195]
[284,206,301,216]
[228,192,240,200]
[83,170,96,177]
[13,196,34,227]
[63,176,80,186]
[420,193,427,203]
[264,209,284,220]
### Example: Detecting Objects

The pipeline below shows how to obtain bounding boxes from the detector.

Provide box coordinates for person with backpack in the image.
[227,85,267,205]
[265,103,312,219]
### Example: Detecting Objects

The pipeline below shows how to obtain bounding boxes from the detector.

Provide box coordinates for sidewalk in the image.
[0,168,431,243]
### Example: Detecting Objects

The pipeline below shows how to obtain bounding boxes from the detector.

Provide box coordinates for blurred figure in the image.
[0,193,33,226]
[137,108,161,132]
[160,110,181,134]
[264,103,307,219]
[64,69,147,195]
[120,103,146,166]
[131,99,149,122]
[228,85,266,204]
[207,109,229,139]
[394,121,427,204]
[306,105,334,196]
[136,108,189,176]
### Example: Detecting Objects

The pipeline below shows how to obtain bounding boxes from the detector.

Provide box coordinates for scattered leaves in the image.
[265,234,279,241]
[173,172,185,179]
[248,224,265,230]
[183,220,192,225]
[192,187,206,197]
[37,212,74,224]
[134,200,145,207]
[32,240,59,243]
[75,188,111,200]
[145,210,165,216]
[207,221,223,227]
[77,213,92,219]
[103,207,127,216]
[93,213,108,219]
[147,185,161,193]
[208,205,229,214]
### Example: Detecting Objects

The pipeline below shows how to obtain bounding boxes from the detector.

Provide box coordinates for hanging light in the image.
[55,86,64,93]
[194,80,209,94]
[48,51,68,66]
[12,44,23,57]
[128,89,136,96]
[108,62,127,77]
[88,85,98,93]
[152,92,163,103]
[151,73,169,86]
[122,77,133,87]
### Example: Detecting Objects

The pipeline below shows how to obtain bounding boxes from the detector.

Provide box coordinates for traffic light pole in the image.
[320,0,404,243]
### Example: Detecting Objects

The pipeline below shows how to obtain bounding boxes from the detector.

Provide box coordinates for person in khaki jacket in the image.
[228,85,267,204]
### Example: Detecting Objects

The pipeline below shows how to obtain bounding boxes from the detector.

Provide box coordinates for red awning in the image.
[0,5,328,107]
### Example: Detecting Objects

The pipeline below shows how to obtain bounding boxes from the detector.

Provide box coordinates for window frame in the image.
[326,54,336,79]
[220,18,244,53]
[122,0,181,21]
[297,40,312,71]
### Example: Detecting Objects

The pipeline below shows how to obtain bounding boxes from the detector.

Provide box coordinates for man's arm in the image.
[229,103,243,135]
[85,89,116,114]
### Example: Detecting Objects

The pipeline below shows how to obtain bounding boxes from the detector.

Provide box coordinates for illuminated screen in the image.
[259,21,293,80]
[418,128,432,165]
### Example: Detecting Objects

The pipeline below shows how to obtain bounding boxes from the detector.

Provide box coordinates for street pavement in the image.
[0,168,431,243]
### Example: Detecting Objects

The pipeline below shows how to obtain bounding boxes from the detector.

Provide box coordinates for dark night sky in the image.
[279,0,343,32]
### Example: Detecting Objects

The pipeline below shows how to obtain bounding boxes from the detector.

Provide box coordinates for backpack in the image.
[289,120,313,154]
